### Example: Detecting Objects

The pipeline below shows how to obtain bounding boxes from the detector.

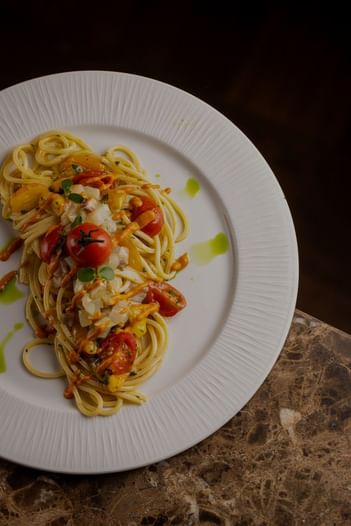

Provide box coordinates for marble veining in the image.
[0,310,350,525]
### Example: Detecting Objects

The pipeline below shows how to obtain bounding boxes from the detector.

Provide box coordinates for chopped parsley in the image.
[76,265,115,282]
[77,267,96,282]
[61,179,73,194]
[98,266,114,281]
[68,193,84,204]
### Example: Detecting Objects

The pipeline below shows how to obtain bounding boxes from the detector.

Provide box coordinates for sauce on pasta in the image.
[0,130,189,416]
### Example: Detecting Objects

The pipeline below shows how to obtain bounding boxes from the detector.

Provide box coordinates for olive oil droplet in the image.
[0,277,24,304]
[0,322,24,373]
[0,237,16,252]
[190,232,229,265]
[179,178,200,199]
[185,178,200,198]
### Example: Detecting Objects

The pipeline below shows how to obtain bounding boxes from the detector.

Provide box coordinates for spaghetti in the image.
[0,130,189,416]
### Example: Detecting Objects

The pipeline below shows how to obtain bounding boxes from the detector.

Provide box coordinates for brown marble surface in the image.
[1,310,351,526]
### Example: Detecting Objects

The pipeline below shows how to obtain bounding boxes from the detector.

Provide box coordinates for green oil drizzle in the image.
[182,178,200,198]
[155,173,161,179]
[190,232,229,265]
[0,276,25,304]
[0,236,16,252]
[0,322,24,373]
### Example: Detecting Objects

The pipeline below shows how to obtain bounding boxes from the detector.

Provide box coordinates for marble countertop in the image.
[0,310,350,526]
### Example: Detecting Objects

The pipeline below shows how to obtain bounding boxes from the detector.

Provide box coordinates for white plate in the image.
[0,71,298,473]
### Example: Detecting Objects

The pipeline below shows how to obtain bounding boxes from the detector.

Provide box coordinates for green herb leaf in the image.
[72,164,83,174]
[98,266,115,281]
[68,193,84,203]
[77,267,96,282]
[62,179,73,194]
[71,215,82,228]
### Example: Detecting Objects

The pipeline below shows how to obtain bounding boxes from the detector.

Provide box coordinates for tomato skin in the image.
[131,197,164,236]
[100,332,137,375]
[145,282,186,317]
[40,225,65,263]
[66,222,112,267]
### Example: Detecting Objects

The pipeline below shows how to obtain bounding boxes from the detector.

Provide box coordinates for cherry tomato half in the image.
[99,331,137,375]
[131,196,164,236]
[145,281,186,317]
[66,222,112,267]
[40,225,65,263]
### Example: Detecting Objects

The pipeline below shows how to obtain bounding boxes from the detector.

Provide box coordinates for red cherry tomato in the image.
[145,282,186,317]
[40,225,65,263]
[99,331,137,375]
[131,197,164,236]
[73,170,113,189]
[66,222,112,267]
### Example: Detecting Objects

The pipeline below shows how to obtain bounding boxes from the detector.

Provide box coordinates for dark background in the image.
[1,1,350,332]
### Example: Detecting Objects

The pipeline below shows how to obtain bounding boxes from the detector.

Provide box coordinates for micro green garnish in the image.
[68,193,84,203]
[77,265,115,282]
[77,267,96,282]
[62,179,73,194]
[72,164,83,174]
[98,266,114,281]
[71,215,82,228]
[63,182,84,204]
